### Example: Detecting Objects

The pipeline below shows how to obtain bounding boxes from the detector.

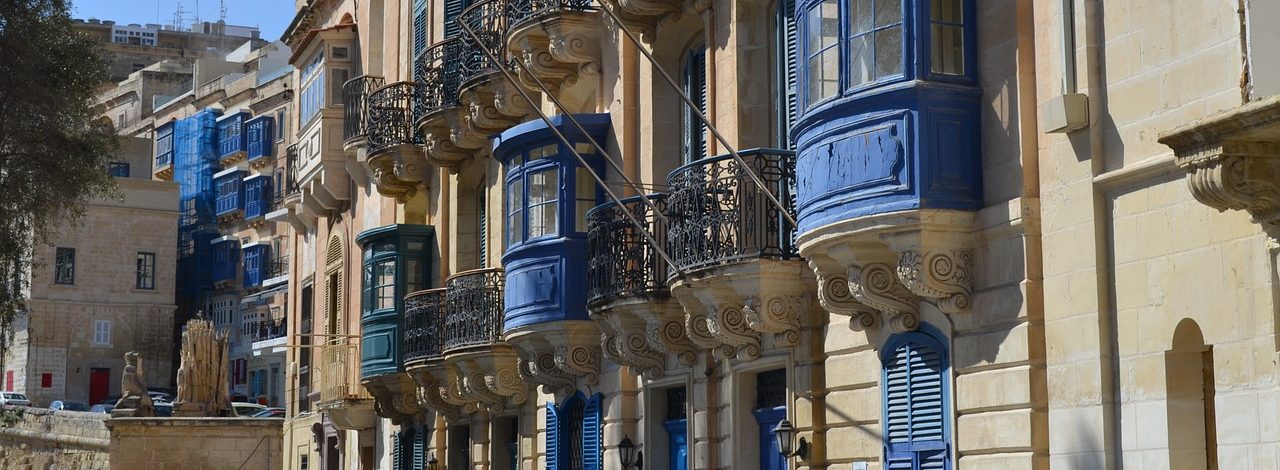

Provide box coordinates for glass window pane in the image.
[850,0,872,35]
[874,0,902,27]
[820,0,840,47]
[875,26,904,78]
[405,259,422,289]
[931,0,962,23]
[574,142,594,155]
[376,285,395,310]
[931,24,964,75]
[576,200,593,232]
[376,260,396,287]
[507,178,523,247]
[575,167,595,200]
[849,36,872,87]
[529,169,558,205]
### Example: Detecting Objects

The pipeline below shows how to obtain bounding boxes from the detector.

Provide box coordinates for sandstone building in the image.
[150,0,1280,468]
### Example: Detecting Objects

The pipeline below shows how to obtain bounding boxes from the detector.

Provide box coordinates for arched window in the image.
[882,330,950,469]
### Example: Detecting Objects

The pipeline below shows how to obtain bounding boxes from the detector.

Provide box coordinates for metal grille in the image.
[665,387,687,421]
[367,81,424,155]
[459,0,515,85]
[586,194,668,306]
[342,75,386,143]
[755,369,787,409]
[403,288,446,363]
[507,0,596,28]
[664,149,797,277]
[415,39,464,118]
[443,268,505,352]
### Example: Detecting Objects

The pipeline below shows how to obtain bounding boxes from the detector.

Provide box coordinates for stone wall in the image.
[0,405,111,469]
[106,418,282,469]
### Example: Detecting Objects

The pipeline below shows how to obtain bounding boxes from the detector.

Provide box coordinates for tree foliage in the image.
[0,0,118,358]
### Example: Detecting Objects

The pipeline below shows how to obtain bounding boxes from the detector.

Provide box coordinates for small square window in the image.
[54,247,75,285]
[332,47,348,59]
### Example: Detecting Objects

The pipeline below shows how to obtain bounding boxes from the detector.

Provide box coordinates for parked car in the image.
[231,402,267,417]
[154,402,173,417]
[249,407,285,418]
[0,392,31,407]
[147,391,172,403]
[89,404,114,414]
[49,400,90,412]
[98,395,120,405]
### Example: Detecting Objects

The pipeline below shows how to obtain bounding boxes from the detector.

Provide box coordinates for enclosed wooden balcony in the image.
[365,81,429,201]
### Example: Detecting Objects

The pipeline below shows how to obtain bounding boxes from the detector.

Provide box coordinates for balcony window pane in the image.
[527,168,559,238]
[874,0,901,27]
[374,259,396,310]
[849,35,872,87]
[850,0,872,34]
[931,0,962,22]
[529,144,558,162]
[506,178,523,247]
[574,167,597,232]
[804,0,839,107]
[405,259,423,292]
[930,0,965,75]
[875,26,904,78]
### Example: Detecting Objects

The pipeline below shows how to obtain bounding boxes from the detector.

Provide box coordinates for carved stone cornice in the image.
[1159,95,1280,234]
[896,249,974,315]
[848,262,920,333]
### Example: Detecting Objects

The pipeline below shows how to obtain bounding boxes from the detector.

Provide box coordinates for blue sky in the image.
[71,0,296,40]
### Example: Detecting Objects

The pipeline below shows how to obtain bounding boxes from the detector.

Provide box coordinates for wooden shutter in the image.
[777,0,798,149]
[412,426,426,470]
[443,0,470,40]
[413,0,428,59]
[883,336,949,470]
[546,401,560,470]
[583,394,602,470]
[682,47,708,163]
[392,431,402,470]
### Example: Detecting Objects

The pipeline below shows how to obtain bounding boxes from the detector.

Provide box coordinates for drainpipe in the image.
[1082,0,1121,467]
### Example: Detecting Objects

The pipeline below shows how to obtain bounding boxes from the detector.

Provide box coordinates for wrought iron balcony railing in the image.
[444,268,505,352]
[459,0,514,85]
[249,320,287,342]
[403,288,446,363]
[414,39,463,121]
[507,0,596,28]
[587,194,669,306]
[266,256,289,279]
[366,82,424,156]
[343,75,386,144]
[665,149,798,276]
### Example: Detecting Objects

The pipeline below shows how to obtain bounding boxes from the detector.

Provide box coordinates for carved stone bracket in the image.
[597,311,666,380]
[365,373,424,424]
[420,119,477,174]
[640,305,699,367]
[742,295,804,348]
[896,249,974,315]
[366,145,428,202]
[462,86,522,139]
[407,366,461,419]
[507,10,602,98]
[811,266,881,331]
[848,262,920,333]
[518,353,577,397]
[606,0,685,42]
[506,321,602,397]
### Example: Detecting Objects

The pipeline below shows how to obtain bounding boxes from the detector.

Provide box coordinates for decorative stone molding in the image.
[445,108,490,150]
[420,121,476,174]
[598,312,666,380]
[406,367,461,418]
[462,86,522,139]
[896,249,974,315]
[517,353,577,397]
[1159,95,1280,233]
[506,10,601,98]
[742,295,803,347]
[705,304,762,360]
[811,267,881,331]
[667,260,814,360]
[554,344,601,386]
[365,145,428,202]
[507,321,602,397]
[643,309,699,366]
[491,79,536,119]
[848,262,920,333]
[364,374,424,424]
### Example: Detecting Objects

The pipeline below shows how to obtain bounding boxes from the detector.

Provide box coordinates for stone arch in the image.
[1164,318,1217,470]
[324,232,346,338]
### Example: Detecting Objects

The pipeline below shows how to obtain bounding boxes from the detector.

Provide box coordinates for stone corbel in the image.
[463,87,521,137]
[811,264,881,331]
[545,16,602,79]
[407,368,461,419]
[364,374,423,424]
[440,365,481,415]
[642,307,699,367]
[511,35,575,95]
[597,311,666,380]
[895,249,974,315]
[445,107,489,150]
[1177,141,1280,229]
[487,357,529,407]
[848,262,920,333]
[517,352,577,397]
[491,79,536,120]
[704,303,762,361]
[554,344,601,386]
[742,295,804,348]
[421,123,475,174]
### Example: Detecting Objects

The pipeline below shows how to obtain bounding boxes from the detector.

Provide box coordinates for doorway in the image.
[89,368,110,405]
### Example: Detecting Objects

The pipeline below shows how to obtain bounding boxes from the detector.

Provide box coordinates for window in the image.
[275,109,287,142]
[330,68,349,105]
[527,168,558,240]
[547,394,602,470]
[804,0,839,106]
[108,162,130,177]
[136,252,156,289]
[775,0,799,149]
[93,320,111,346]
[54,247,75,285]
[574,167,597,232]
[882,331,950,469]
[299,54,326,124]
[929,0,964,75]
[506,178,524,248]
[332,47,348,59]
[364,253,397,313]
[682,47,708,164]
[849,0,903,88]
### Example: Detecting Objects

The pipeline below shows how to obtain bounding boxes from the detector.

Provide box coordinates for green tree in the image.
[0,0,118,358]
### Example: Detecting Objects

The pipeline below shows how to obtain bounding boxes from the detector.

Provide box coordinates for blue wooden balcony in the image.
[154,121,175,179]
[244,115,275,163]
[243,174,272,221]
[210,238,239,288]
[217,111,251,164]
[213,169,245,220]
[495,113,608,332]
[242,244,270,289]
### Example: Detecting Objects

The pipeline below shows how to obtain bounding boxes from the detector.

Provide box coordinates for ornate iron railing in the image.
[266,256,289,279]
[586,194,669,306]
[443,268,505,352]
[366,81,423,155]
[507,0,596,28]
[414,39,464,121]
[343,75,386,143]
[250,320,287,342]
[459,0,514,85]
[664,149,798,276]
[403,288,446,363]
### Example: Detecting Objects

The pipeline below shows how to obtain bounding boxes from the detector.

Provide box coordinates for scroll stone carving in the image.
[896,249,973,315]
[849,262,920,333]
[518,354,577,397]
[705,305,761,361]
[814,270,881,331]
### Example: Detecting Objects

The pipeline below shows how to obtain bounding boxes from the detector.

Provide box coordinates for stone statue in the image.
[173,318,232,417]
[111,351,155,417]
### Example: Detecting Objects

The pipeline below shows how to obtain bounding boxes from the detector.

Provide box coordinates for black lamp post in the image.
[618,434,644,469]
[772,419,809,461]
[427,452,438,470]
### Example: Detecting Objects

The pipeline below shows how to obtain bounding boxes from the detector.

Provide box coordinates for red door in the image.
[89,368,110,405]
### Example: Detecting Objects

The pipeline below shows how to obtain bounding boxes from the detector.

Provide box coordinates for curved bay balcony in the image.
[415,38,482,173]
[456,0,532,146]
[663,149,813,361]
[365,81,429,201]
[505,0,601,102]
[586,195,695,378]
[342,75,386,153]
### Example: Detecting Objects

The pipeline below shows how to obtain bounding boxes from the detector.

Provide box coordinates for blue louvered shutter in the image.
[884,337,950,470]
[777,0,797,149]
[413,0,428,58]
[443,0,470,40]
[582,394,602,470]
[546,401,560,470]
[393,431,403,470]
[682,47,708,164]
[412,426,425,470]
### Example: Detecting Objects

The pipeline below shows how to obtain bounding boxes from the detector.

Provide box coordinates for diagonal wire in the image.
[458,19,680,272]
[592,0,798,228]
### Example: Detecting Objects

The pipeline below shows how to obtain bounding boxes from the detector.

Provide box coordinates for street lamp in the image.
[772,419,809,461]
[618,435,643,469]
[427,452,438,470]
